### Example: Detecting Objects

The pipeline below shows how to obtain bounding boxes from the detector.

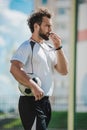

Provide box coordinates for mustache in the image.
[48,32,54,35]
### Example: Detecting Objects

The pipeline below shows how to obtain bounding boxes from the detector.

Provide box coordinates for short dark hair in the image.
[27,8,52,33]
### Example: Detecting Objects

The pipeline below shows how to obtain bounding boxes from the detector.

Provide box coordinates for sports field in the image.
[0,111,87,130]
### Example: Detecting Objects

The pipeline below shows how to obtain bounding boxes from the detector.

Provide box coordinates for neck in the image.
[31,33,43,44]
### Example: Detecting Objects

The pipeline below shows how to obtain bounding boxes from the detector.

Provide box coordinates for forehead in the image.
[42,16,52,25]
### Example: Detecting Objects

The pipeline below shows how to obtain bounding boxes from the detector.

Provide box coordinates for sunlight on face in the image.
[38,16,52,40]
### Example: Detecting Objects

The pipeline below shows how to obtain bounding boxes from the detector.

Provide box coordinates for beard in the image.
[39,28,49,41]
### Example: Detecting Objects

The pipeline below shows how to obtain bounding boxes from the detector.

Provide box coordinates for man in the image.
[10,8,69,130]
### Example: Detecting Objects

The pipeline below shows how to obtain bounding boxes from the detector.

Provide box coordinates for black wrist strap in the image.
[55,46,62,51]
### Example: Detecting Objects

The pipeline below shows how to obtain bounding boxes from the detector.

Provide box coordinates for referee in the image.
[10,8,68,130]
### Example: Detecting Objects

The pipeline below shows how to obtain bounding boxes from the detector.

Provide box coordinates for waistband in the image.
[20,95,49,100]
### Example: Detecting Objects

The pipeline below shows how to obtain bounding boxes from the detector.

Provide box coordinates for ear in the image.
[34,23,40,31]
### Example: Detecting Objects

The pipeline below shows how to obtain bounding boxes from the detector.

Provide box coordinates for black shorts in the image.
[18,96,51,130]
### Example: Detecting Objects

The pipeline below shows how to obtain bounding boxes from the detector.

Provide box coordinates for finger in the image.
[40,92,44,99]
[35,95,39,101]
[50,33,61,39]
[35,93,43,101]
[35,94,41,101]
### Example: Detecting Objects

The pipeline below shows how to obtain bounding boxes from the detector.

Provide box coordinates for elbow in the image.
[62,62,69,75]
[56,65,69,75]
[10,68,12,74]
[61,70,68,75]
[57,65,69,75]
[10,64,14,75]
[57,69,69,75]
[61,67,69,75]
[10,67,13,75]
[55,61,69,75]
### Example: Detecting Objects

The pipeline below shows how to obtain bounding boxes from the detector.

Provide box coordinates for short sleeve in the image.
[11,40,31,65]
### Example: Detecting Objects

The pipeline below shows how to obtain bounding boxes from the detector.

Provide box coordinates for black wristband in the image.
[55,46,62,51]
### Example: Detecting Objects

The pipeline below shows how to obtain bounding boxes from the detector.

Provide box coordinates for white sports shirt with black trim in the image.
[11,39,58,96]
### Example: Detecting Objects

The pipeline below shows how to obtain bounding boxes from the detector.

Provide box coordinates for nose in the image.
[49,26,53,33]
[49,27,52,32]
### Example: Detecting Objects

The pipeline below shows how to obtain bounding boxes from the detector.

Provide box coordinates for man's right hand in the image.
[30,78,44,100]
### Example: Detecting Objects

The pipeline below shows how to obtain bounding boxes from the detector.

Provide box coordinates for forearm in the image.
[49,33,69,75]
[10,64,35,89]
[55,49,69,75]
[10,62,44,100]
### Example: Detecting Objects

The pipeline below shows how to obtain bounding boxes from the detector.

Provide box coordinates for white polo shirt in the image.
[11,40,57,96]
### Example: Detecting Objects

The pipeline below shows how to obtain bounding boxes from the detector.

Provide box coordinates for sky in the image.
[0,0,34,111]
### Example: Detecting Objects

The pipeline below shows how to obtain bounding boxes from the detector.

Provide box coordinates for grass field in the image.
[0,111,87,130]
[49,111,87,129]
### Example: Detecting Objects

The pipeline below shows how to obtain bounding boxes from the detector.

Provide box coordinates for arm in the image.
[50,33,69,75]
[10,60,44,100]
[54,48,69,75]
